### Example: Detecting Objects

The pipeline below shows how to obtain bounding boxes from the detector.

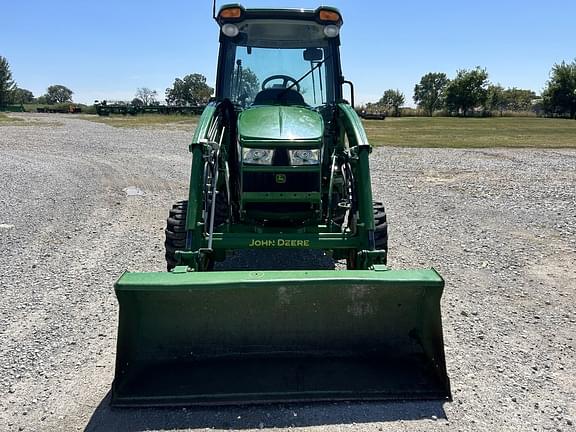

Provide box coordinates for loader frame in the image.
[181,101,384,270]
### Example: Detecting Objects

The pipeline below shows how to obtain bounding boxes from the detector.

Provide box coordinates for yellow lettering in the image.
[252,239,313,248]
[250,239,281,247]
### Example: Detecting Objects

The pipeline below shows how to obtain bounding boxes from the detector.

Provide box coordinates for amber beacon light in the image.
[219,7,242,19]
[318,9,341,22]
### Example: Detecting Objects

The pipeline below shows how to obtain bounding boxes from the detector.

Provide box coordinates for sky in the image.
[1,0,575,106]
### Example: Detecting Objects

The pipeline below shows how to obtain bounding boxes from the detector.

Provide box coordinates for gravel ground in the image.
[0,113,574,432]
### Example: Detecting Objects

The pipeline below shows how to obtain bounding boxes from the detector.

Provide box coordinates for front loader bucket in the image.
[111,267,451,406]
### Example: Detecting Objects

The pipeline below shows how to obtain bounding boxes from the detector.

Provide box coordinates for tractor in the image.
[111,4,451,406]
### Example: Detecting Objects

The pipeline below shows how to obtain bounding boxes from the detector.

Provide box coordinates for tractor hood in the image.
[238,106,324,143]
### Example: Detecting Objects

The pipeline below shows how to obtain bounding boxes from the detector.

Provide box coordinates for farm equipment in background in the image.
[95,101,206,116]
[358,110,386,120]
[36,104,81,114]
[94,102,138,116]
[0,104,25,113]
[111,4,451,406]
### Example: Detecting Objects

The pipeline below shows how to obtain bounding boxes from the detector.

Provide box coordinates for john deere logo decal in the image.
[249,239,311,247]
[275,174,286,184]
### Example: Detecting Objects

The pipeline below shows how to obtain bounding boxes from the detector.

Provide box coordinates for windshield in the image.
[228,46,330,107]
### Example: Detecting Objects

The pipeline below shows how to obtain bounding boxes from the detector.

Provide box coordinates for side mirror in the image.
[303,48,323,62]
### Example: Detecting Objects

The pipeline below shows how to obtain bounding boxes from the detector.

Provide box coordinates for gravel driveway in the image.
[0,114,574,432]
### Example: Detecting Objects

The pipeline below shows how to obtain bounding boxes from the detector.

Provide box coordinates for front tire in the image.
[165,201,187,271]
[373,201,388,253]
[164,196,228,271]
[346,201,388,269]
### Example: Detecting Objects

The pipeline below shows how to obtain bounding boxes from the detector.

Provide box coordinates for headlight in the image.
[289,149,320,165]
[242,148,274,165]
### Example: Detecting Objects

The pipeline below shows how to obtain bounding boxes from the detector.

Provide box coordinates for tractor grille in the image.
[244,202,314,215]
[243,172,320,193]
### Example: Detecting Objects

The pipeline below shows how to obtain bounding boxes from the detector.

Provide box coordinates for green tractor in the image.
[112,4,451,406]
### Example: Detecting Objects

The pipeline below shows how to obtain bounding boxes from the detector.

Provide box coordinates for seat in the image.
[253,88,306,106]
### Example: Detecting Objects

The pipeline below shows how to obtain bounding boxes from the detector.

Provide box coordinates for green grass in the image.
[81,114,199,129]
[0,112,61,127]
[22,103,44,113]
[364,117,576,148]
[80,114,576,148]
[0,113,24,124]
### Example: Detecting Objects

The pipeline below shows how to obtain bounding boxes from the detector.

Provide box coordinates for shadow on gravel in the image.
[213,249,337,270]
[85,392,447,431]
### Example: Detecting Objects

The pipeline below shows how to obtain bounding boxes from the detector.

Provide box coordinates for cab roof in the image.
[217,4,343,26]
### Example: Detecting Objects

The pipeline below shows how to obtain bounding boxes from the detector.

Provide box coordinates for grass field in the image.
[364,117,576,148]
[0,113,61,127]
[81,114,576,148]
[81,114,198,129]
[0,113,24,124]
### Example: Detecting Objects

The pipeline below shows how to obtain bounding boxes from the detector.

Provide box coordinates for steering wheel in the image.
[261,75,301,92]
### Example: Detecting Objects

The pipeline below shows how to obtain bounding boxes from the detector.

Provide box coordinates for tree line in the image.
[104,75,214,107]
[0,55,215,109]
[2,54,575,119]
[363,60,576,119]
[128,75,214,107]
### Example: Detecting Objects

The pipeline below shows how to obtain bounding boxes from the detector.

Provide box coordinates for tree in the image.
[131,98,144,107]
[45,85,73,104]
[165,74,213,106]
[232,67,260,104]
[485,84,507,116]
[379,89,405,117]
[12,88,34,104]
[445,67,489,116]
[484,86,537,115]
[0,56,16,108]
[542,60,576,119]
[135,87,157,106]
[503,87,537,112]
[413,72,449,116]
[34,95,48,104]
[362,102,384,114]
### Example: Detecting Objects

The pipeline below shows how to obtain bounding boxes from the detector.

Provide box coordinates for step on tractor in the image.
[111,4,451,406]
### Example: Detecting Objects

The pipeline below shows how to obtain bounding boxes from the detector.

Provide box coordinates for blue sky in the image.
[1,0,574,106]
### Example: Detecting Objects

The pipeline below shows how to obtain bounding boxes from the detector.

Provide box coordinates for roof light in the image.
[318,9,341,22]
[324,25,340,38]
[219,7,242,20]
[221,23,239,37]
